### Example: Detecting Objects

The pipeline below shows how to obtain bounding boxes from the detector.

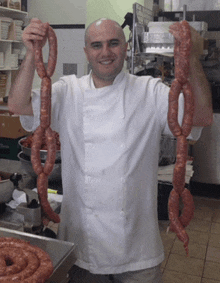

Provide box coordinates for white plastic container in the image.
[10,53,18,68]
[13,19,23,40]
[0,17,12,40]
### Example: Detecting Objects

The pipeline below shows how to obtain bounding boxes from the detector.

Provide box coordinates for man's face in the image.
[84,20,128,88]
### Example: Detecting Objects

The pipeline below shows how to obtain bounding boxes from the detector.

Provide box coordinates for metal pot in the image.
[17,152,62,181]
[0,172,14,203]
[18,137,61,161]
[159,135,176,166]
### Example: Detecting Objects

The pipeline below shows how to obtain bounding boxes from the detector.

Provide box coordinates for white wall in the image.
[27,0,150,87]
[27,0,87,88]
[27,0,87,24]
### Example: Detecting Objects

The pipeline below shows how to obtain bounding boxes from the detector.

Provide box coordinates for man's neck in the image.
[91,73,115,88]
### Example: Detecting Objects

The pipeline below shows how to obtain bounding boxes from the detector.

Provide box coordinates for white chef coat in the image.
[20,71,201,275]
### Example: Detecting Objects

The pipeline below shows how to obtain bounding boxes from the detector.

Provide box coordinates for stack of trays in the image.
[10,53,18,69]
[0,17,12,40]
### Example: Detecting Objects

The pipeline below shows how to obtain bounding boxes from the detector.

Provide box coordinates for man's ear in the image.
[125,42,128,60]
[84,46,89,61]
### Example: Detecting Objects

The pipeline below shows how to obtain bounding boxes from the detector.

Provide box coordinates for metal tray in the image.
[0,227,76,283]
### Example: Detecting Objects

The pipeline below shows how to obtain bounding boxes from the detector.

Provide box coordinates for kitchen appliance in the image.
[141,20,207,55]
[160,10,220,32]
[142,21,174,54]
[129,3,208,77]
[9,173,43,234]
[1,172,59,237]
[16,201,42,233]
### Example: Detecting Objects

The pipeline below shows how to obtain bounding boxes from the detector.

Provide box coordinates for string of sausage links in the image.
[0,237,53,282]
[167,21,195,255]
[31,25,60,223]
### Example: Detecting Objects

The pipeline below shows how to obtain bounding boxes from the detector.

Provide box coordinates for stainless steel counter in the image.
[0,160,70,282]
[0,227,76,283]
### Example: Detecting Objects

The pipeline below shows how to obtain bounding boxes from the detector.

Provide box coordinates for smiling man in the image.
[8,17,213,283]
[84,18,128,88]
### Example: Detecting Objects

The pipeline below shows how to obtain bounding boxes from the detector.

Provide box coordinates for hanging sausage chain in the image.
[31,25,60,223]
[167,21,195,255]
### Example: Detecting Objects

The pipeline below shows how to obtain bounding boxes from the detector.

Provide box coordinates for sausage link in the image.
[168,189,189,255]
[34,26,57,79]
[175,58,189,85]
[34,39,47,79]
[0,248,26,276]
[0,250,39,282]
[46,27,57,77]
[31,126,44,175]
[182,82,194,137]
[179,188,195,228]
[40,77,51,129]
[0,237,53,282]
[0,257,6,276]
[172,135,188,192]
[168,21,194,255]
[37,173,60,223]
[169,188,194,236]
[32,24,59,223]
[168,79,182,136]
[37,172,48,201]
[181,21,192,58]
[43,128,56,175]
[170,21,192,85]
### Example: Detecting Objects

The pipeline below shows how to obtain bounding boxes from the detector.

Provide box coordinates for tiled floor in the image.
[160,196,220,283]
[47,195,220,283]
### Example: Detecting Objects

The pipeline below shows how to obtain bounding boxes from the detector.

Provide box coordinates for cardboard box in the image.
[0,110,29,139]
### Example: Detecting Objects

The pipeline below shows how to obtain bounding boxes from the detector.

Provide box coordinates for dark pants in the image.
[68,264,163,283]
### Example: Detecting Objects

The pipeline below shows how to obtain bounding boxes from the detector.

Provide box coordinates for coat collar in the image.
[88,71,125,89]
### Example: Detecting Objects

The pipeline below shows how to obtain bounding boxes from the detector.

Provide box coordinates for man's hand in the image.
[169,22,204,60]
[22,18,49,53]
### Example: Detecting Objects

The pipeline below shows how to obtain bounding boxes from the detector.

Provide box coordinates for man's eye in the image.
[109,40,119,47]
[91,43,102,49]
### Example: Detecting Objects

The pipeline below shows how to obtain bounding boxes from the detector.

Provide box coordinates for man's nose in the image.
[101,43,111,56]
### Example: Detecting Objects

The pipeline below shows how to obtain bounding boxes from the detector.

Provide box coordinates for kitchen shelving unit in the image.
[0,5,28,110]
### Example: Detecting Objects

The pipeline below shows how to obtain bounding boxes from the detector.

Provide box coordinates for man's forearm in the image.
[189,56,213,127]
[8,50,35,115]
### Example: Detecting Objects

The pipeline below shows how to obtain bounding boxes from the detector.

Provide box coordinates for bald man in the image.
[84,18,128,88]
[8,18,212,283]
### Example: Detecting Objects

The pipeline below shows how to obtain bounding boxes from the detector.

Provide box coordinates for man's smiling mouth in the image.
[99,60,114,65]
